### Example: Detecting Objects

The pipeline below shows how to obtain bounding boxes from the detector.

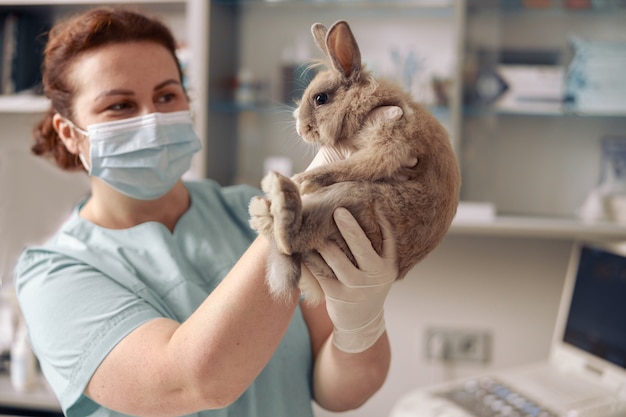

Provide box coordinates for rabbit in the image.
[249,20,461,304]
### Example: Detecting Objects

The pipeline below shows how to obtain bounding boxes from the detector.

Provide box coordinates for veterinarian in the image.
[14,7,400,417]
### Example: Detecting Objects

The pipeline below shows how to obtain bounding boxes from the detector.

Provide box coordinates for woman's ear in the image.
[52,113,82,155]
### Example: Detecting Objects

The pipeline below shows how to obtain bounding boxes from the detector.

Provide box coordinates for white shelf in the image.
[463,103,626,119]
[449,215,626,240]
[0,95,50,114]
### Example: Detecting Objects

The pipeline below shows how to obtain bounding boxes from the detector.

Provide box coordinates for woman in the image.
[15,7,397,417]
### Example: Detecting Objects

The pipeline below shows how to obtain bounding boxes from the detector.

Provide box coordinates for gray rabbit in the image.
[249,20,461,304]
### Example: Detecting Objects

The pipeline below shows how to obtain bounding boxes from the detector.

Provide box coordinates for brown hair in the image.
[32,7,184,171]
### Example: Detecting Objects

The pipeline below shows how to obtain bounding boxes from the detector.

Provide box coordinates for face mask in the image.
[67,111,201,200]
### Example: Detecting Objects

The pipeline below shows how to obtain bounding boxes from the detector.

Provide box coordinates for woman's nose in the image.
[141,103,159,115]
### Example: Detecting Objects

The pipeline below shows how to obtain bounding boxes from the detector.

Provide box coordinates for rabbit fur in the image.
[249,20,461,304]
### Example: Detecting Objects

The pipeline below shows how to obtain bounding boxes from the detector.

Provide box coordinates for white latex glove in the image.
[305,105,403,171]
[305,146,351,171]
[307,207,398,353]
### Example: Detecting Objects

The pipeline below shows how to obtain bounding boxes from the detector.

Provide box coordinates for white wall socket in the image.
[425,327,491,363]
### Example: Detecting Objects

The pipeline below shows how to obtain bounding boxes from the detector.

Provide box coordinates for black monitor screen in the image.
[563,245,626,370]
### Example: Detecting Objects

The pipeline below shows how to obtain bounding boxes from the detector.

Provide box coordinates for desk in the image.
[0,373,62,416]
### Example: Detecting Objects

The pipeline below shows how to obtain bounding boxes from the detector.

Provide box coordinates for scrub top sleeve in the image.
[15,250,162,414]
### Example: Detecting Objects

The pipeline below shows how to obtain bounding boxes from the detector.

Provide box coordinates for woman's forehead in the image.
[70,41,179,95]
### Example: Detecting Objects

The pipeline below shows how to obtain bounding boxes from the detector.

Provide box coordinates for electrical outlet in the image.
[425,327,491,363]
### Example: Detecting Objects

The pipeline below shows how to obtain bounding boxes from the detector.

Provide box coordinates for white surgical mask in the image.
[66,111,201,200]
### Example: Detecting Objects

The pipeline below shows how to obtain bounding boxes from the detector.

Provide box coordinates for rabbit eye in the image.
[314,93,328,106]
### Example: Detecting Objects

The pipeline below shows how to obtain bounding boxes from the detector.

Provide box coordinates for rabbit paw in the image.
[261,171,302,255]
[299,179,319,195]
[249,196,274,237]
[293,172,325,195]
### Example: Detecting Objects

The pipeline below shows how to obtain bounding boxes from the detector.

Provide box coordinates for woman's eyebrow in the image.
[94,89,134,102]
[154,79,180,90]
[93,79,180,102]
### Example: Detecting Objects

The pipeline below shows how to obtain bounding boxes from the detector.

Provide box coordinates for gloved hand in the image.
[306,207,398,353]
[305,105,404,171]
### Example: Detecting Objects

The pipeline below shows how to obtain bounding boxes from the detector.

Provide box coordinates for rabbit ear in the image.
[311,23,329,56]
[325,20,361,80]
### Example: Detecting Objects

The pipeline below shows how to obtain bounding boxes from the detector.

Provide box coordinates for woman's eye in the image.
[107,102,132,112]
[314,93,328,106]
[157,92,176,103]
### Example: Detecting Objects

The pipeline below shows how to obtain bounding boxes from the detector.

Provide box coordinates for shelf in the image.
[0,95,50,114]
[449,214,626,240]
[463,105,626,119]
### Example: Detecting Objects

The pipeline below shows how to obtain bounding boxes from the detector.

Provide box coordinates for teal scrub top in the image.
[15,180,314,417]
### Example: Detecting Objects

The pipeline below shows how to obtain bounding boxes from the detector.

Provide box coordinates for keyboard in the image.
[435,377,558,417]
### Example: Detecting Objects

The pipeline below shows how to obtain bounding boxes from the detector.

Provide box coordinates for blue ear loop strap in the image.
[63,117,91,172]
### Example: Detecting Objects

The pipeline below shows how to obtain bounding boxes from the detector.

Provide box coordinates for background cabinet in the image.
[460,1,626,220]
